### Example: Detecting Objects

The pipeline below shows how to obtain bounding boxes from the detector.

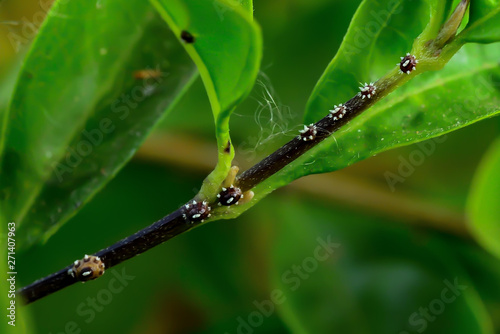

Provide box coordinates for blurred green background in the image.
[1,0,500,333]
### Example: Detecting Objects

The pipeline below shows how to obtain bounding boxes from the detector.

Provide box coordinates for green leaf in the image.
[456,242,500,327]
[304,0,446,124]
[0,57,24,155]
[0,0,198,247]
[149,0,262,198]
[269,197,493,334]
[298,43,500,172]
[239,43,500,217]
[459,0,500,43]
[421,0,455,39]
[0,58,22,119]
[467,138,500,260]
[221,16,499,222]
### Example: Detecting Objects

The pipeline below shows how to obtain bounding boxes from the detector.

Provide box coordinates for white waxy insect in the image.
[217,185,244,206]
[398,53,418,74]
[328,104,347,121]
[358,82,376,99]
[298,124,318,142]
[183,200,211,223]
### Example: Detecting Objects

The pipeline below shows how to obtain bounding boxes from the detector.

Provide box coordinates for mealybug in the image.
[399,53,418,74]
[180,30,195,44]
[328,104,347,121]
[217,185,243,206]
[183,200,211,223]
[298,124,318,142]
[358,83,376,99]
[68,255,105,281]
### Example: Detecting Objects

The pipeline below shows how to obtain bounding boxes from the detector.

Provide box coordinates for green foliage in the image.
[3,0,500,332]
[418,0,455,41]
[0,0,197,247]
[283,43,500,181]
[460,0,500,43]
[149,0,262,198]
[270,197,494,334]
[467,138,500,259]
[224,1,500,220]
[20,161,500,333]
[305,0,427,124]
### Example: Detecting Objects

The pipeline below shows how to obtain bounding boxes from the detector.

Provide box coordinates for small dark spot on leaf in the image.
[224,141,231,154]
[23,71,33,79]
[180,30,195,44]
